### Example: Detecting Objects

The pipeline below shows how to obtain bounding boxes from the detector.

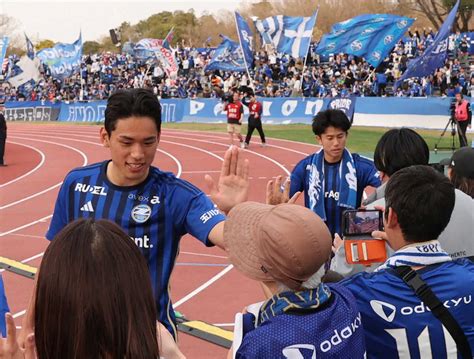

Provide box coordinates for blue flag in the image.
[396,0,460,88]
[37,33,82,80]
[0,37,9,71]
[204,35,246,72]
[317,14,413,68]
[235,12,254,68]
[255,12,318,58]
[278,11,318,58]
[25,34,35,60]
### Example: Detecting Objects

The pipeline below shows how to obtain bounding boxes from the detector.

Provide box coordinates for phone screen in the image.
[343,210,383,236]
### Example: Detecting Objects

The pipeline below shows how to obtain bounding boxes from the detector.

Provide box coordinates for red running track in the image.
[0,123,321,358]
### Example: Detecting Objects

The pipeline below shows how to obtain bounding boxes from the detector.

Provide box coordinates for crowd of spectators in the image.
[1,30,473,103]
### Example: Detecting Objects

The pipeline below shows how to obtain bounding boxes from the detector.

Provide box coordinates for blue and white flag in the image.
[0,37,9,72]
[25,34,35,60]
[7,56,41,89]
[396,0,459,88]
[235,12,254,68]
[279,11,318,58]
[37,33,82,80]
[255,16,283,46]
[255,12,318,58]
[317,14,413,68]
[204,35,245,72]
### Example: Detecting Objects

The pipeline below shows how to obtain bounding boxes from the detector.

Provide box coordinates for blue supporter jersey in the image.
[236,284,366,358]
[0,275,9,337]
[46,161,225,337]
[342,259,474,359]
[290,152,380,237]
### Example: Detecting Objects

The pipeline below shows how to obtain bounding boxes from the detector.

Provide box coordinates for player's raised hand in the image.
[205,146,249,214]
[266,176,301,205]
[0,313,36,359]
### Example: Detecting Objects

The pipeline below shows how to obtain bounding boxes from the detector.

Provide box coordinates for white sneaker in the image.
[240,142,246,149]
[261,142,267,147]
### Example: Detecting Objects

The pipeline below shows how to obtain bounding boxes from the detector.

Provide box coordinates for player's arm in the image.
[289,158,307,197]
[239,104,244,124]
[206,146,249,248]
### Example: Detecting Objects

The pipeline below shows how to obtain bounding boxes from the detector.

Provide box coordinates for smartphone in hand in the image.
[342,209,387,265]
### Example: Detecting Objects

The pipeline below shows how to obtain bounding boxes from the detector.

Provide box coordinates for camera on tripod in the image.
[434,99,461,153]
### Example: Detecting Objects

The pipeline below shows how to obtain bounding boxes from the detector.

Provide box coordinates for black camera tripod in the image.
[434,116,465,153]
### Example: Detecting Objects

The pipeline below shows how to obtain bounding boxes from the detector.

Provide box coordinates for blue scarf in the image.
[306,148,357,221]
[376,240,452,272]
[258,284,332,325]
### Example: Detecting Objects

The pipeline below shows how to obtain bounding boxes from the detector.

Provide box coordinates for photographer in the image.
[453,93,471,147]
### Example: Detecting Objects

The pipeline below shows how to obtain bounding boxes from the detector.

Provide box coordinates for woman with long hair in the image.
[1,218,184,358]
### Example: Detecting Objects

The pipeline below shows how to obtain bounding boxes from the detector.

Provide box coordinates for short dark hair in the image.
[35,218,159,358]
[385,165,455,243]
[312,109,351,136]
[450,169,474,198]
[104,88,161,135]
[374,128,429,176]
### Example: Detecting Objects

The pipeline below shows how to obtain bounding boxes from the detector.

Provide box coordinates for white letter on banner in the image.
[214,103,226,116]
[305,100,324,115]
[190,100,205,115]
[262,101,272,116]
[68,106,75,121]
[282,100,298,116]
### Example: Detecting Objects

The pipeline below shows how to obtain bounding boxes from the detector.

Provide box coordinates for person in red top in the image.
[454,92,472,147]
[243,93,266,149]
[224,91,244,146]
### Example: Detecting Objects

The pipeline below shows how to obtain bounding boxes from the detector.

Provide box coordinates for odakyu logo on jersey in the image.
[319,313,362,353]
[370,296,472,322]
[282,344,316,359]
[131,204,152,223]
[74,183,107,196]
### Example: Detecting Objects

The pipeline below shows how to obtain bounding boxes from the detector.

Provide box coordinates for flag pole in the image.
[300,7,319,95]
[234,11,255,90]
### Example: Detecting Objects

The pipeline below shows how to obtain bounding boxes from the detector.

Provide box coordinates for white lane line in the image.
[174,265,234,308]
[213,323,235,327]
[0,214,52,237]
[0,136,88,210]
[0,142,46,188]
[163,128,317,151]
[180,251,228,259]
[7,233,45,239]
[13,310,26,319]
[162,135,290,176]
[14,132,185,179]
[181,170,221,174]
[164,130,311,156]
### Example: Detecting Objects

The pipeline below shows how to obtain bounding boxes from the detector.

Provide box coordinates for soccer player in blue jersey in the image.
[342,166,474,358]
[0,275,9,337]
[290,109,381,238]
[19,89,249,342]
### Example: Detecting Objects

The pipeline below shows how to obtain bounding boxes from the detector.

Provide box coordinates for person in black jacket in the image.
[0,104,6,166]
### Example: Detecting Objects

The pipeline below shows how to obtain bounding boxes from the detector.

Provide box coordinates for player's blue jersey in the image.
[46,161,225,337]
[342,259,474,359]
[236,284,366,358]
[290,152,380,236]
[0,275,9,337]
